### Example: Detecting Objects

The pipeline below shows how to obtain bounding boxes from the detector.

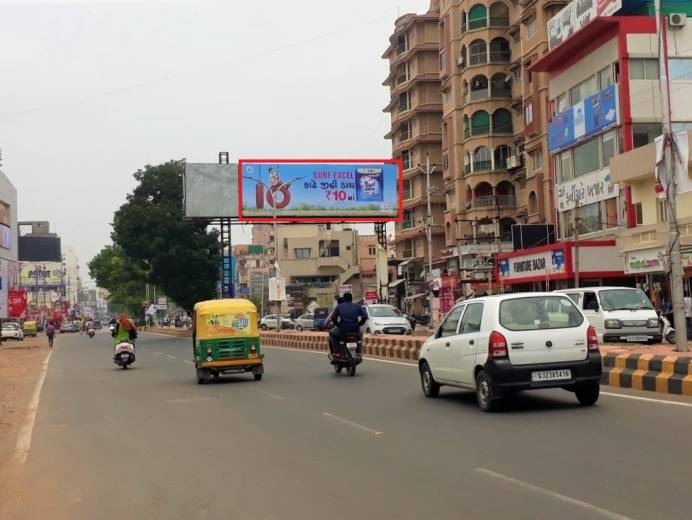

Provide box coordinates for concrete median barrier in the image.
[602,352,692,396]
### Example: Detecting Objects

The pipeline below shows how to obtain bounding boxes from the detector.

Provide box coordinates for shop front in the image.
[495,240,630,291]
[623,247,692,308]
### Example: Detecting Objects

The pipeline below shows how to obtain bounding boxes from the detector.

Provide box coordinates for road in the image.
[3,331,692,520]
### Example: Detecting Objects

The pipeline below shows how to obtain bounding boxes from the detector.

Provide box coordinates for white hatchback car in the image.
[418,293,602,412]
[362,304,412,335]
[2,322,24,341]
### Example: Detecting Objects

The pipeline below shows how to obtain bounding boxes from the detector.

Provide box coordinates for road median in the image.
[147,327,692,396]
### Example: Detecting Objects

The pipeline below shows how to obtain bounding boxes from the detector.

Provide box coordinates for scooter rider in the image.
[328,293,367,358]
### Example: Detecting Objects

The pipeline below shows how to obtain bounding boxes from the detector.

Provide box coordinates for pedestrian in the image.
[46,321,55,348]
[684,290,692,339]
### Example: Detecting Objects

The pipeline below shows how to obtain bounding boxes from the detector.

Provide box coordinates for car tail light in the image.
[587,325,599,352]
[488,330,508,358]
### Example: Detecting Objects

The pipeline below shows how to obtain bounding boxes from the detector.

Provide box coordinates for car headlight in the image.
[647,318,660,328]
[604,319,622,329]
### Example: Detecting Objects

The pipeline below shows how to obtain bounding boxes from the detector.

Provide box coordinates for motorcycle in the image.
[114,341,136,369]
[328,331,363,377]
[412,313,431,327]
[659,311,676,344]
[87,329,95,338]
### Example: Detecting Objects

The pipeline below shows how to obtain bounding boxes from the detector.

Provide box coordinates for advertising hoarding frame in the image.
[237,158,404,223]
[183,163,239,220]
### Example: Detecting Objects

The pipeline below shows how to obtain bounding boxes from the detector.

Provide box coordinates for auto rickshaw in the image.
[192,299,264,385]
[23,320,38,337]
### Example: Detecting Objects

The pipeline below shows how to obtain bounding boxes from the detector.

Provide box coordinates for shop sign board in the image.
[548,0,622,50]
[549,84,619,153]
[269,277,287,301]
[498,250,567,280]
[624,248,667,274]
[556,168,618,212]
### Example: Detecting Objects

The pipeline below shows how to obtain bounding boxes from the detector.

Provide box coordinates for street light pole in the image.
[655,0,688,351]
[420,155,436,319]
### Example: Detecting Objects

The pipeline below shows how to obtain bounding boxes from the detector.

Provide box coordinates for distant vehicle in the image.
[60,322,77,333]
[260,314,294,330]
[2,322,24,341]
[294,314,315,331]
[93,320,103,330]
[361,304,412,335]
[556,287,661,344]
[313,308,330,331]
[418,293,602,412]
[23,320,38,337]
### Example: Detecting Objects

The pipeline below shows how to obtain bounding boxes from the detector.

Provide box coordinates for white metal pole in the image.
[424,155,435,319]
[656,0,688,351]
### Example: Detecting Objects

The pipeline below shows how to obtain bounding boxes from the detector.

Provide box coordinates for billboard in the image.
[19,261,64,287]
[238,160,402,222]
[548,0,621,50]
[498,250,566,280]
[8,289,27,318]
[183,163,239,219]
[548,84,619,153]
[18,235,62,262]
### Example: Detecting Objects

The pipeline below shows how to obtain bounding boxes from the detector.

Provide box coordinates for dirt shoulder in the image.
[0,338,51,512]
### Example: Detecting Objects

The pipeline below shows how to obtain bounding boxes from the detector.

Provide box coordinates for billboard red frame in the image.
[237,158,404,223]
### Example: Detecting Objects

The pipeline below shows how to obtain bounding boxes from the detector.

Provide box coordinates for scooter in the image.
[328,331,363,377]
[87,329,95,338]
[114,341,136,369]
[659,312,676,344]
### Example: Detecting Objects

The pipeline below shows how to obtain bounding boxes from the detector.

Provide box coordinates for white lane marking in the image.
[145,332,188,340]
[14,351,53,464]
[258,389,285,400]
[601,391,692,408]
[262,346,417,367]
[475,468,634,520]
[152,351,164,356]
[183,360,194,366]
[165,354,177,360]
[321,412,383,436]
[165,396,217,403]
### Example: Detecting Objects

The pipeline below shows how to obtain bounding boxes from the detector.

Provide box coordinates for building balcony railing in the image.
[489,16,510,27]
[473,160,492,172]
[489,51,511,63]
[468,18,487,30]
[473,195,516,208]
[469,53,487,66]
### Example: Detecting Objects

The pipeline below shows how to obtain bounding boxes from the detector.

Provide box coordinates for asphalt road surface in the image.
[5,331,692,520]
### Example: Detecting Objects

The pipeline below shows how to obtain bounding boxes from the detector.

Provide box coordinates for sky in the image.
[0,0,430,279]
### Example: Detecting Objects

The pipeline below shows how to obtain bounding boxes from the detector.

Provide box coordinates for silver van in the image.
[556,287,661,344]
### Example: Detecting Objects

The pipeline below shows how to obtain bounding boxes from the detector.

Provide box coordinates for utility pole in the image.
[656,0,688,351]
[573,201,580,289]
[420,155,436,319]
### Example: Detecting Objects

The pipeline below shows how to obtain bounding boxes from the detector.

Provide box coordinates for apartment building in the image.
[383,1,446,289]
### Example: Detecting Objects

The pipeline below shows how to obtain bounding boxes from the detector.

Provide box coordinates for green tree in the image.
[88,245,147,317]
[111,160,219,311]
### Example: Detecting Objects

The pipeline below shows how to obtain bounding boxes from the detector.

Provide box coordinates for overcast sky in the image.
[0,0,430,279]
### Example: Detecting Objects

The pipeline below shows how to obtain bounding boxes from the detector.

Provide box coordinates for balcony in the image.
[317,256,349,271]
[472,160,492,172]
[474,195,516,208]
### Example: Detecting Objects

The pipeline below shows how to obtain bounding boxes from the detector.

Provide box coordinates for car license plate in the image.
[626,336,649,342]
[531,369,571,382]
[120,353,129,360]
[347,342,357,349]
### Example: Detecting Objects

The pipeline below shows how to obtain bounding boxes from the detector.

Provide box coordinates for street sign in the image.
[268,277,286,301]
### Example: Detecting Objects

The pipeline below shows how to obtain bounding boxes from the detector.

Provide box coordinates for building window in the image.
[658,199,668,222]
[526,16,536,37]
[570,75,597,105]
[672,122,692,132]
[319,240,339,257]
[579,201,603,234]
[443,154,449,171]
[669,59,692,81]
[634,202,643,225]
[368,245,376,255]
[398,91,411,112]
[469,39,487,65]
[530,149,543,171]
[396,34,408,54]
[602,130,617,167]
[555,92,568,114]
[439,49,447,72]
[399,122,412,141]
[632,123,662,149]
[598,65,614,89]
[525,102,534,125]
[402,149,413,170]
[468,4,488,30]
[629,58,659,80]
[573,138,601,178]
[294,248,311,258]
[555,151,573,183]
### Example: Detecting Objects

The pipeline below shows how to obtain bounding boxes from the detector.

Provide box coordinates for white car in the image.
[2,322,24,341]
[362,304,412,335]
[294,314,315,331]
[260,314,294,330]
[418,293,601,412]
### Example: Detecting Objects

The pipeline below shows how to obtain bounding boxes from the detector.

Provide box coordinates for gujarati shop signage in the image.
[556,169,618,212]
[498,250,566,280]
[548,0,622,50]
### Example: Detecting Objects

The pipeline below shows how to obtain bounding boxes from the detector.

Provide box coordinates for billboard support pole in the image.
[421,155,436,319]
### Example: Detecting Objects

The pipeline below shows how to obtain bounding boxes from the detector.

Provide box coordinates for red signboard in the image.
[8,289,27,319]
[365,291,378,301]
[439,276,457,315]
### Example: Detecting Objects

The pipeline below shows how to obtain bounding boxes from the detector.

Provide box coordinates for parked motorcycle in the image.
[114,341,136,369]
[412,313,431,327]
[329,331,363,377]
[659,311,676,344]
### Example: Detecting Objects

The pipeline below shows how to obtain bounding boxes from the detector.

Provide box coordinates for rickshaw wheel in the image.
[254,373,263,381]
[334,365,342,374]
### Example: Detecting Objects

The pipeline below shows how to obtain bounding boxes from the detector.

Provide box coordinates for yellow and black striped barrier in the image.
[602,353,692,396]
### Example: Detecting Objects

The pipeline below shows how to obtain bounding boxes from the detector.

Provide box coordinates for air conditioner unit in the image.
[669,13,687,27]
[457,56,465,67]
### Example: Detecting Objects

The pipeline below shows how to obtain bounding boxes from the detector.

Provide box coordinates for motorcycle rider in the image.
[111,313,138,346]
[328,292,367,358]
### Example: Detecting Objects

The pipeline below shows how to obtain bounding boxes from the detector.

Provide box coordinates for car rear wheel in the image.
[476,370,498,412]
[420,362,440,398]
[260,324,268,331]
[296,325,303,331]
[575,382,600,406]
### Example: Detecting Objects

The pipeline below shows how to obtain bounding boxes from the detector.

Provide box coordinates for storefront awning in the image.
[404,292,427,301]
[388,279,406,288]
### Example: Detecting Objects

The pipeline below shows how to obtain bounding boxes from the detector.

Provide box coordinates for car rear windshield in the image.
[599,289,653,311]
[367,306,403,318]
[500,296,584,331]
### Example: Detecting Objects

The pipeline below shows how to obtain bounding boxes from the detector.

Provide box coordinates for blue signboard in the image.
[221,255,236,298]
[239,161,401,221]
[548,84,619,153]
